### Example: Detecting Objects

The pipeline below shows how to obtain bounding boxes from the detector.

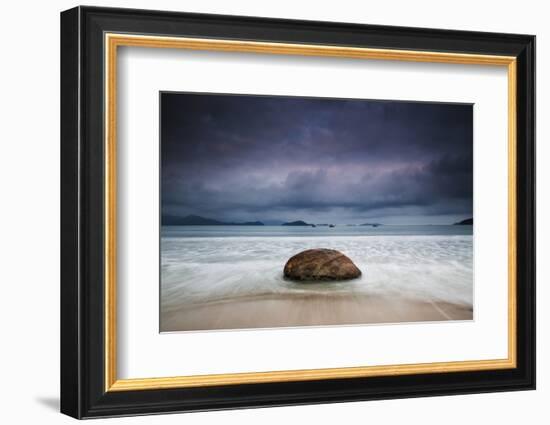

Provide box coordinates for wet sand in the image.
[160,294,473,332]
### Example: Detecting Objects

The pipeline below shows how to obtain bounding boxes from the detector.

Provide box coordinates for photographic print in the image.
[61,9,535,416]
[160,92,474,332]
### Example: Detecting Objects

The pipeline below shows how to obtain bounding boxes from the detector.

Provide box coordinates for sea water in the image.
[161,225,473,314]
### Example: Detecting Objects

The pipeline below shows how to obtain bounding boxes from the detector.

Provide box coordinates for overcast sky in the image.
[161,92,473,225]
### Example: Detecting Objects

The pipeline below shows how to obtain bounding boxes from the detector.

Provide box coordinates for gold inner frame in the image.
[104,33,517,392]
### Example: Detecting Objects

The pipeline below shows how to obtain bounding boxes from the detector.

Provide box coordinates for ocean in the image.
[160,225,473,330]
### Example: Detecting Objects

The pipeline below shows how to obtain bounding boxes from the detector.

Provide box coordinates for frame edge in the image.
[60,6,83,420]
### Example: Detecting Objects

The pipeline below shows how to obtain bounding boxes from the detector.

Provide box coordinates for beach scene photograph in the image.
[160,92,473,332]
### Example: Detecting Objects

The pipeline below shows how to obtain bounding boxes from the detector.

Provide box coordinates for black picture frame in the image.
[61,5,535,419]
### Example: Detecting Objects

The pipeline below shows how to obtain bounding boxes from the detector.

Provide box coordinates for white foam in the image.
[161,235,473,313]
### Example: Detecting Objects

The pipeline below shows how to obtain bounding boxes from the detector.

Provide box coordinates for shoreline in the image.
[160,293,473,332]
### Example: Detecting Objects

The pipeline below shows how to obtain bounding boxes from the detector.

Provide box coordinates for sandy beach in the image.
[161,293,472,332]
[160,226,473,332]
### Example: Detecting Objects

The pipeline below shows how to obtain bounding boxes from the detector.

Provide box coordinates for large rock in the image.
[283,248,362,281]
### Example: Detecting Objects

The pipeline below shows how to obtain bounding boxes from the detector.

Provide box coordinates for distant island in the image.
[282,220,315,227]
[163,215,391,227]
[163,214,264,226]
[454,218,473,225]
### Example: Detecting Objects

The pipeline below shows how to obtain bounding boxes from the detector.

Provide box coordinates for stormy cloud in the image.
[161,92,473,224]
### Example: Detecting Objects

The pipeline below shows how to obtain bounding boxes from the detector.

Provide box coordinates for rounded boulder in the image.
[283,248,362,282]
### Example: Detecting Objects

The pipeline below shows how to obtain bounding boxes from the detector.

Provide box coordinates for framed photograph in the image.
[60,6,535,419]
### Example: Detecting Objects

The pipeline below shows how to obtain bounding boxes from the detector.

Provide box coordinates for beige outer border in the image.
[104,33,518,392]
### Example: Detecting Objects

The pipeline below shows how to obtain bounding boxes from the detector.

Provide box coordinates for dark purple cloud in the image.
[161,92,473,224]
